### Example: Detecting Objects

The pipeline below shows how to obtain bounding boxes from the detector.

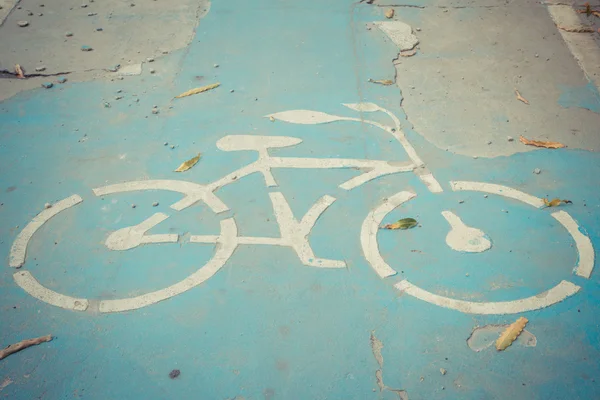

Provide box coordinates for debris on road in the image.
[519,135,565,149]
[15,64,24,79]
[152,106,159,114]
[41,82,53,89]
[175,82,220,99]
[35,66,46,72]
[400,49,417,57]
[515,89,529,105]
[533,168,541,174]
[543,198,572,207]
[174,153,201,172]
[507,136,514,142]
[496,317,528,351]
[385,8,395,19]
[81,45,93,52]
[17,20,29,27]
[440,368,447,375]
[44,203,52,209]
[468,324,536,352]
[65,31,73,37]
[368,78,394,86]
[269,116,275,122]
[381,218,417,230]
[152,202,159,207]
[57,77,67,84]
[169,369,180,379]
[0,335,53,360]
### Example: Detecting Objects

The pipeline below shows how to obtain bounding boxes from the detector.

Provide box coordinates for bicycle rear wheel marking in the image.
[10,195,83,268]
[450,181,545,208]
[14,271,89,311]
[552,210,595,278]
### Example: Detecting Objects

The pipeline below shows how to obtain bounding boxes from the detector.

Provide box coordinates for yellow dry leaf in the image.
[15,64,24,79]
[369,79,394,86]
[175,83,220,99]
[174,153,201,172]
[515,89,529,105]
[519,135,566,149]
[496,317,528,351]
[543,198,572,207]
[385,8,395,18]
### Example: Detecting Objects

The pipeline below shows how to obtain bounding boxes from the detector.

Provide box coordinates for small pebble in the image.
[81,45,93,51]
[230,89,234,93]
[535,53,539,58]
[65,31,73,37]
[416,27,421,31]
[465,273,470,277]
[96,27,103,31]
[81,3,88,7]
[214,63,219,68]
[27,10,33,16]
[40,4,45,7]
[115,96,123,100]
[44,203,52,209]
[17,20,29,27]
[487,141,492,145]
[130,2,135,6]
[103,102,111,108]
[146,57,154,62]
[57,76,67,84]
[473,156,478,159]
[459,200,464,204]
[484,195,488,198]
[170,145,175,149]
[440,368,447,375]
[35,66,46,72]
[41,82,53,89]
[131,204,136,208]
[163,142,168,146]
[87,12,96,16]
[117,89,122,93]
[152,202,159,207]
[107,64,120,72]
[38,12,42,16]
[152,108,159,114]
[149,68,156,74]
[502,209,508,213]
[533,168,541,174]
[507,136,514,142]
[169,369,180,379]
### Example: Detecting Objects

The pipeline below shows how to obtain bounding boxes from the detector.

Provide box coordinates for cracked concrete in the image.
[0,0,209,101]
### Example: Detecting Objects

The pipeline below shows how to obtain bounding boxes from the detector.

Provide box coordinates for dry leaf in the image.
[515,89,529,105]
[385,8,395,18]
[174,153,201,172]
[15,64,25,79]
[519,135,566,149]
[400,49,417,57]
[175,83,220,99]
[557,25,594,32]
[496,317,528,351]
[543,198,572,207]
[592,11,600,17]
[368,79,394,86]
[381,218,417,230]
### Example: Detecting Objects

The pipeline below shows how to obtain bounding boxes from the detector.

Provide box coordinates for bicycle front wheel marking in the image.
[362,181,595,315]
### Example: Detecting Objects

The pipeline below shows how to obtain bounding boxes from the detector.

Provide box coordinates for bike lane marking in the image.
[552,210,595,278]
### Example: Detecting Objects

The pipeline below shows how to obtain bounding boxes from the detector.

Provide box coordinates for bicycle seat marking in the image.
[8,102,595,314]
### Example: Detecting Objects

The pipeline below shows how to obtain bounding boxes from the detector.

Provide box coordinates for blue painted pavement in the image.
[1,1,600,399]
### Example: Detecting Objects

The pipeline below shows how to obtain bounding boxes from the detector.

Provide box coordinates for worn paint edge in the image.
[395,279,580,314]
[10,195,83,268]
[552,210,595,278]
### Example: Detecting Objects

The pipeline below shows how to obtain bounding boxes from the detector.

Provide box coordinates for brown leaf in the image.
[15,64,24,79]
[515,89,529,105]
[400,49,417,57]
[496,317,528,351]
[519,135,566,149]
[175,83,220,99]
[174,153,201,172]
[381,218,417,230]
[368,78,394,86]
[385,8,395,18]
[543,198,572,207]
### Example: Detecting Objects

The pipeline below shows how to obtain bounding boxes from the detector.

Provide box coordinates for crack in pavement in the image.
[370,331,409,399]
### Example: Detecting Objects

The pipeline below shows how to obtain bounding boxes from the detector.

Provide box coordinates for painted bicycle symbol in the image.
[8,102,595,314]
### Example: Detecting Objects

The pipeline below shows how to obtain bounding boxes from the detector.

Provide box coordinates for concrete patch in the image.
[467,325,537,352]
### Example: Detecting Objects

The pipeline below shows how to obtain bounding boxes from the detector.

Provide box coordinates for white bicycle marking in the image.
[191,192,345,268]
[441,211,491,253]
[9,102,594,314]
[395,280,580,315]
[14,271,89,311]
[450,181,545,208]
[552,211,595,278]
[105,213,179,251]
[360,191,417,278]
[98,218,238,313]
[10,195,83,268]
